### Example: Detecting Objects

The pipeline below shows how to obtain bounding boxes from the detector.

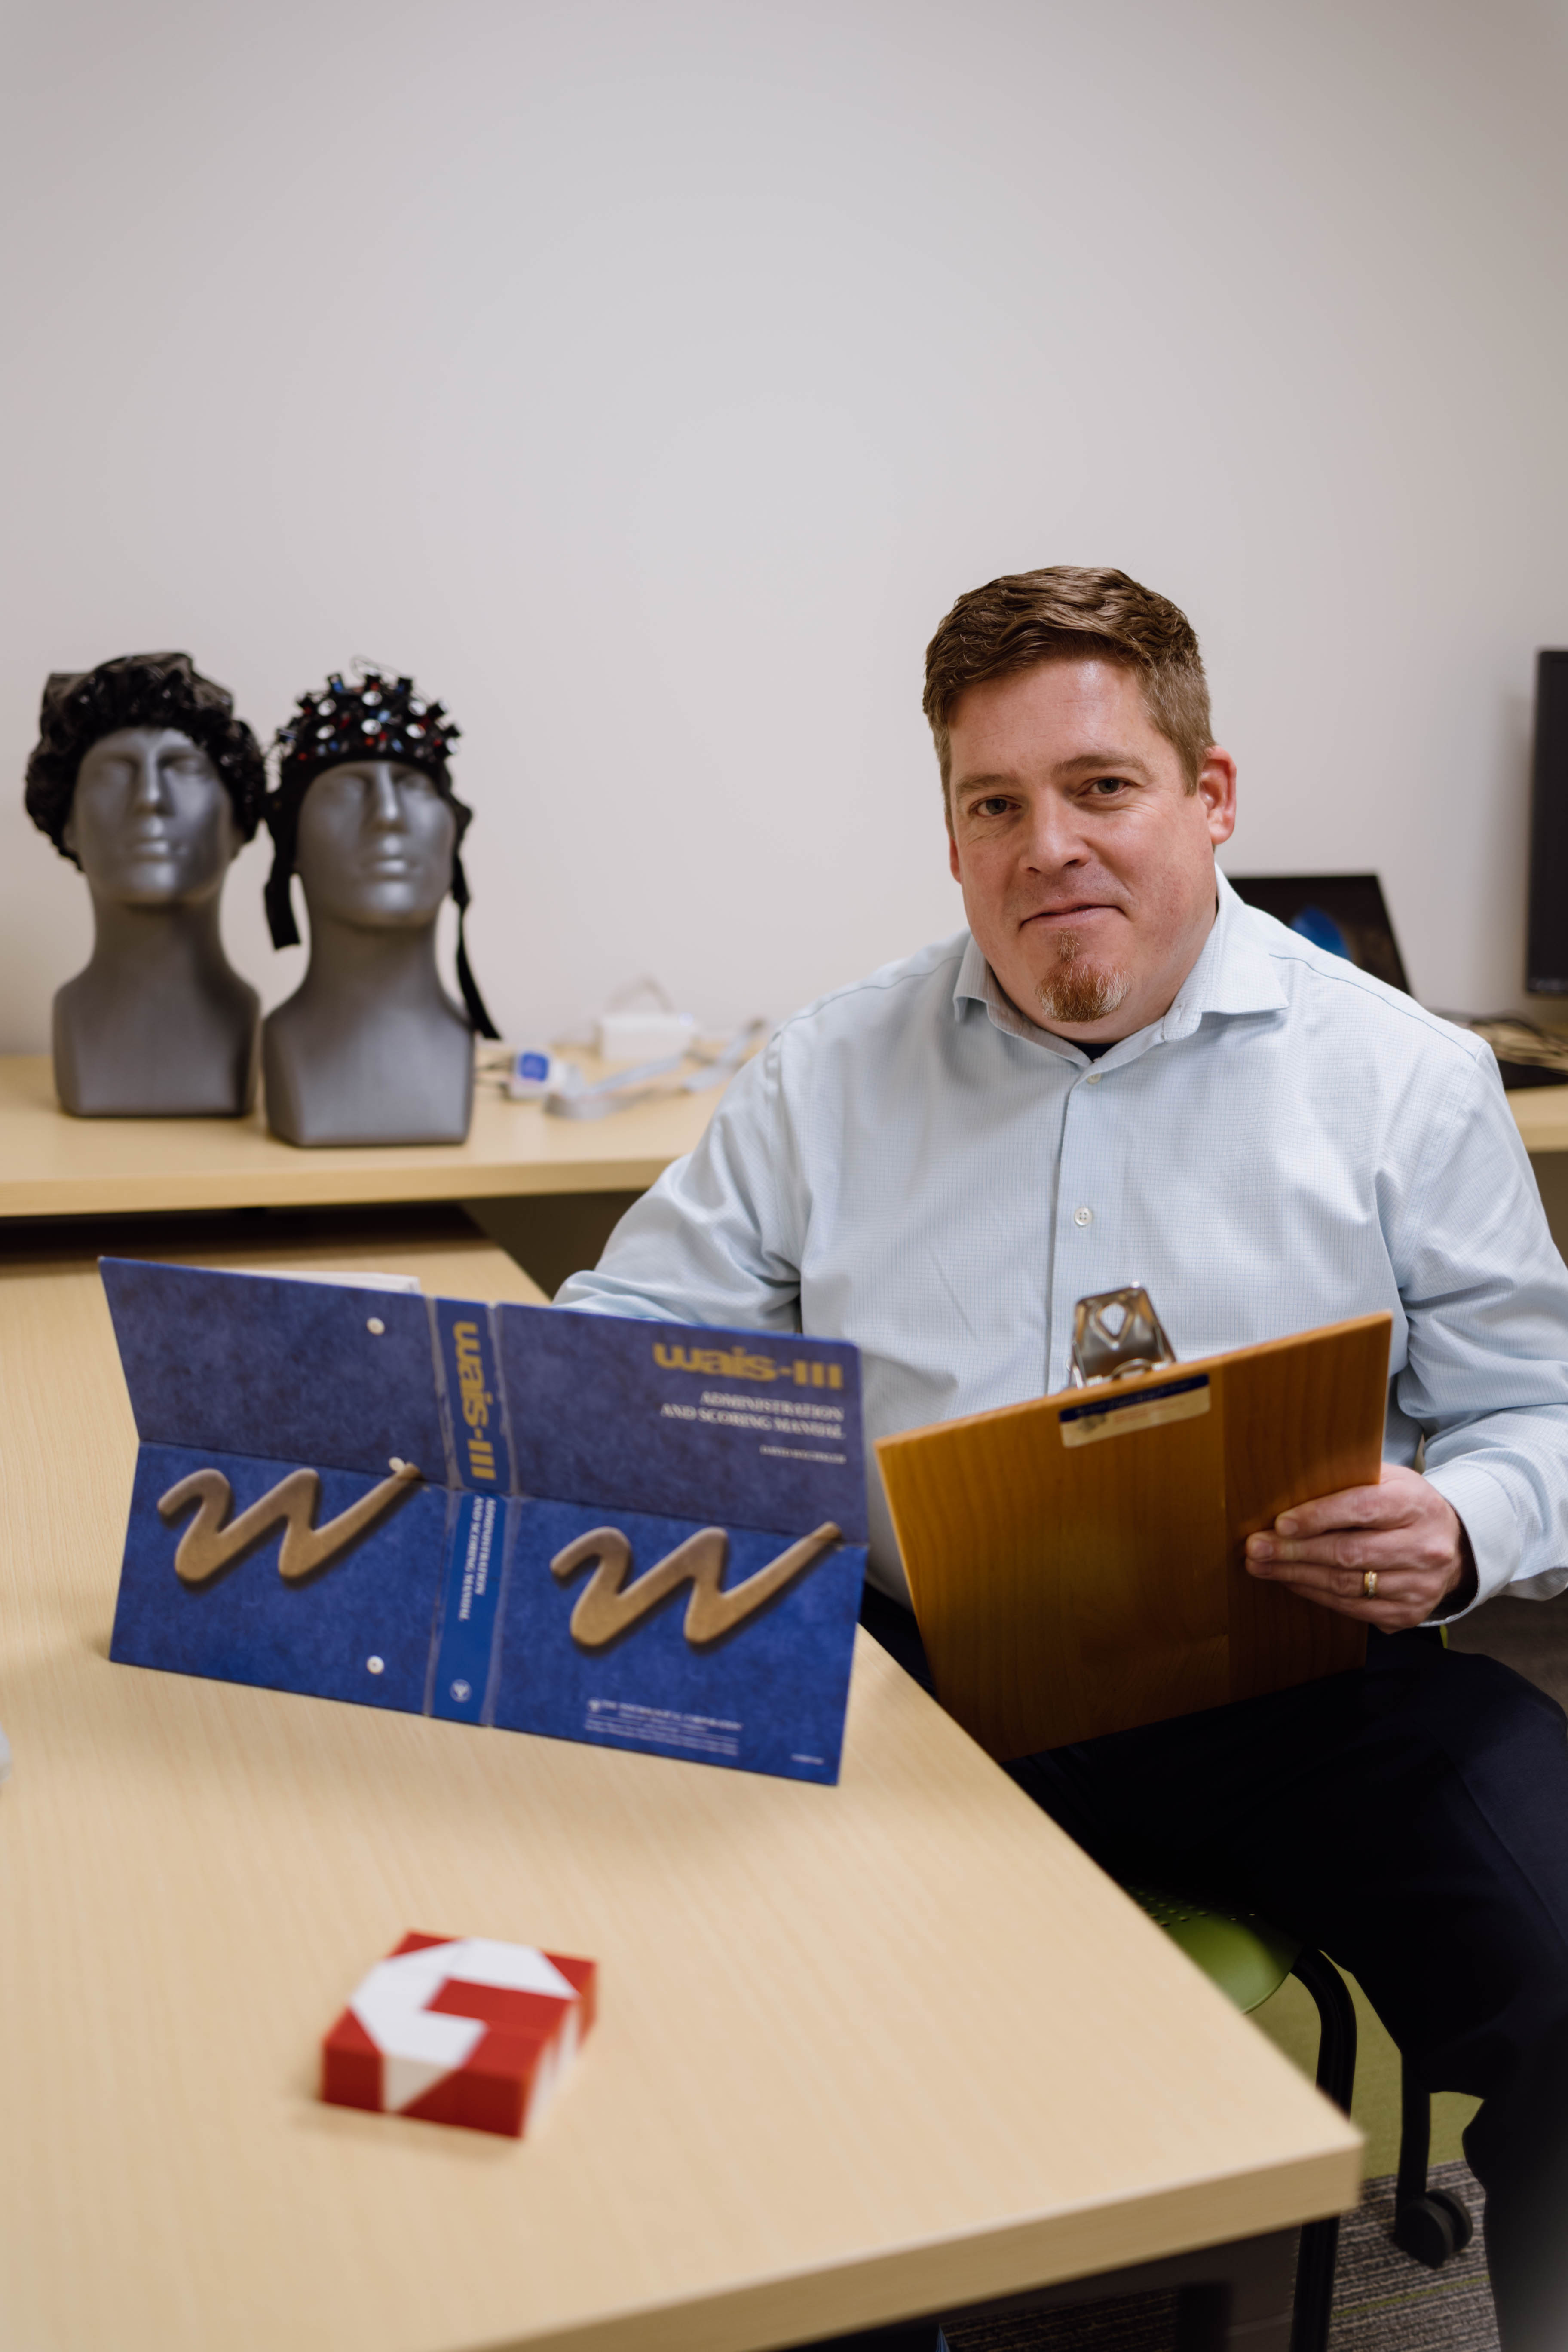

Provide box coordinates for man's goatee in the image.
[1036,931,1130,1025]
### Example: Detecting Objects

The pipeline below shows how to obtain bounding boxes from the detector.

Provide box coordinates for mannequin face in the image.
[295,761,455,929]
[64,726,238,906]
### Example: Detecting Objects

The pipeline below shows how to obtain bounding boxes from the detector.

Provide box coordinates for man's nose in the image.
[130,744,175,815]
[1020,795,1088,870]
[364,765,407,830]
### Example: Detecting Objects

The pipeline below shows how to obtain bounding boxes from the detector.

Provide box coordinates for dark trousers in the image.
[860,1589,1568,2351]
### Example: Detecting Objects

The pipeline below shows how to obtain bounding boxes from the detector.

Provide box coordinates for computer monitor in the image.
[1527,650,1568,995]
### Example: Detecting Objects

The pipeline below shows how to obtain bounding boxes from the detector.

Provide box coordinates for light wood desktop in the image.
[0,1054,718,1219]
[1505,1082,1568,1155]
[0,1050,1559,1226]
[0,1217,1359,2352]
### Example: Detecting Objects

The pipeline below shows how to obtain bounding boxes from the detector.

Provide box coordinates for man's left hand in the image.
[1243,1463,1475,1628]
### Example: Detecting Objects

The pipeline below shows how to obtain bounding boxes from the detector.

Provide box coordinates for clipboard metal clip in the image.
[1069,1288,1176,1388]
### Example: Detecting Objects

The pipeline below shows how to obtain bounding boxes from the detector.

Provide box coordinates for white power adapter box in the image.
[595,1011,697,1064]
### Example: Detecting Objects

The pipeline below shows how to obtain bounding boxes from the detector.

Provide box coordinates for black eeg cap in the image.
[265,669,498,1038]
[24,652,266,862]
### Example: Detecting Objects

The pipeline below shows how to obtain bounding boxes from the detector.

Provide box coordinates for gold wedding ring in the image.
[1362,1569,1379,1600]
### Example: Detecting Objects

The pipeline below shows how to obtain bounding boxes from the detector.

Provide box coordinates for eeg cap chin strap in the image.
[265,670,498,1038]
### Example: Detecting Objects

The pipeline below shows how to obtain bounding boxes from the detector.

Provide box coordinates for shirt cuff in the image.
[1420,1458,1520,1617]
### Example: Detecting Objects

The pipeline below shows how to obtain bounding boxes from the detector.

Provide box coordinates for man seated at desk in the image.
[557,566,1568,2347]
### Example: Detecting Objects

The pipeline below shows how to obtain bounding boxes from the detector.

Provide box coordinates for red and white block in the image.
[322,1932,597,2138]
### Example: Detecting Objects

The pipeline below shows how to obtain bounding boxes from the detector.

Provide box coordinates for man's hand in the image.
[1243,1463,1475,1629]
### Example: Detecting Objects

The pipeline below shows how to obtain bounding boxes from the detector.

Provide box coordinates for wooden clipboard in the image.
[875,1313,1392,1760]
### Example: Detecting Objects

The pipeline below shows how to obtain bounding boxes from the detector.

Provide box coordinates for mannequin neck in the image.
[55,888,259,1118]
[85,891,237,983]
[294,913,451,1015]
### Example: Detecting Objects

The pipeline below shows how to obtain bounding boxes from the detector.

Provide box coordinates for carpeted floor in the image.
[939,2163,1494,2351]
[1326,2166,1494,2352]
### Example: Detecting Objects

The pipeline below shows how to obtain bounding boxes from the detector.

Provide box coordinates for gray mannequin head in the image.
[259,670,496,1147]
[64,726,239,909]
[23,653,265,1118]
[26,652,265,884]
[294,759,457,931]
[266,669,495,1036]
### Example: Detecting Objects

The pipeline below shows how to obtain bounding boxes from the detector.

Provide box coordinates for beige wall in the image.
[3,0,1567,1050]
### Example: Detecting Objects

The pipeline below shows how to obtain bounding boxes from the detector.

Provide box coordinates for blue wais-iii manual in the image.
[102,1260,867,1784]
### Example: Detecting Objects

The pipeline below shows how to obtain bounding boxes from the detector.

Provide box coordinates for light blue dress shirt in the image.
[557,873,1568,1614]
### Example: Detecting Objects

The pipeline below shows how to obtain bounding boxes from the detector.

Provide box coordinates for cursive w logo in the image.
[549,1521,842,1650]
[158,1461,422,1586]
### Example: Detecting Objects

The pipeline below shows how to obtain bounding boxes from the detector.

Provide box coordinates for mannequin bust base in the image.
[53,965,260,1119]
[262,992,475,1147]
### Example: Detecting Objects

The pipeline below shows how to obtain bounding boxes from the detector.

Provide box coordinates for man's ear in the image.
[1197,746,1238,848]
[61,806,78,861]
[947,821,962,884]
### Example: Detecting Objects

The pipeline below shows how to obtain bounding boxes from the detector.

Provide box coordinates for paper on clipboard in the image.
[1058,1372,1212,1448]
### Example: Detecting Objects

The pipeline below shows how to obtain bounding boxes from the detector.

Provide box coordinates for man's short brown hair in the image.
[922,566,1213,798]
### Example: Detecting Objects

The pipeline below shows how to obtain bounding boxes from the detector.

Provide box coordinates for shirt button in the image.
[1085,1071,1102,1085]
[1074,1205,1093,1227]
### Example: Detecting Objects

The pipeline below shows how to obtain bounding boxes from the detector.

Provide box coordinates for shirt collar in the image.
[952,868,1287,1058]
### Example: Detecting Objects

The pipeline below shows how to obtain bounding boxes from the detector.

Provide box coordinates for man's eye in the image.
[1087,776,1131,796]
[971,796,1011,818]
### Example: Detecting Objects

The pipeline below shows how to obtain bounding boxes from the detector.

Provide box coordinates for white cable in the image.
[543,1019,768,1121]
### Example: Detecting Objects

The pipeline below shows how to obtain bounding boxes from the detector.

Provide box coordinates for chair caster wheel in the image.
[1393,2188,1473,2268]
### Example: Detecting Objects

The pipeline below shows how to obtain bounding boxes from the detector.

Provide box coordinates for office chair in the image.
[1133,1890,1473,2352]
